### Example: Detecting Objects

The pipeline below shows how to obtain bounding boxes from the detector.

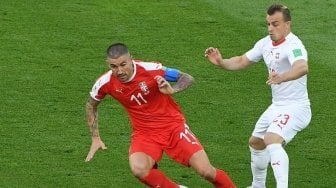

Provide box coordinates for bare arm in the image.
[204,47,251,70]
[172,71,194,93]
[85,97,107,162]
[266,60,308,85]
[86,97,100,137]
[155,71,194,95]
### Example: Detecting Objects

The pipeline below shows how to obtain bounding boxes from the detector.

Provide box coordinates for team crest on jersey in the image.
[139,81,150,95]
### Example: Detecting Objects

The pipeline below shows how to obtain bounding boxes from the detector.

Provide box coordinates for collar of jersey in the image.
[272,38,286,46]
[272,32,292,46]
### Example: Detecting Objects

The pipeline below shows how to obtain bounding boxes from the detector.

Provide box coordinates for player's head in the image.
[106,43,130,59]
[266,4,291,43]
[106,43,134,82]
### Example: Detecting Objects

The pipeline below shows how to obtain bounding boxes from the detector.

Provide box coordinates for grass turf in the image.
[1,0,335,187]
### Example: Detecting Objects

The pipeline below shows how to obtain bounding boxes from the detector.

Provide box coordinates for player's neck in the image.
[272,37,286,46]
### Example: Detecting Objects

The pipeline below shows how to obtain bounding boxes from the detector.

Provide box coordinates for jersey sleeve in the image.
[136,61,163,70]
[287,43,308,65]
[89,71,112,101]
[136,61,167,78]
[245,38,264,63]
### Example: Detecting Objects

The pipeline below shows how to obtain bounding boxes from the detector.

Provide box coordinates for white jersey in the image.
[245,32,310,106]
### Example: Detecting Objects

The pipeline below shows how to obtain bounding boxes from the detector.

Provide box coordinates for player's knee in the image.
[249,136,266,150]
[130,163,151,179]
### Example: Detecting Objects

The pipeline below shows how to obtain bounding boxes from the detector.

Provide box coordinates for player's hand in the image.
[85,137,107,162]
[266,72,284,85]
[204,47,223,66]
[155,75,175,94]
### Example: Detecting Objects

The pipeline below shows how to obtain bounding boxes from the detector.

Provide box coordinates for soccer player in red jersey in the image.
[85,43,236,188]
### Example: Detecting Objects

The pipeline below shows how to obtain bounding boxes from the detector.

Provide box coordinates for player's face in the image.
[266,11,290,42]
[107,54,134,82]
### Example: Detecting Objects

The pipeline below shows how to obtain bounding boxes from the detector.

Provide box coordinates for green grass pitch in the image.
[1,0,335,187]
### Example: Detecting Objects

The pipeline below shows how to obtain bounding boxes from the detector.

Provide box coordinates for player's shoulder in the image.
[134,59,163,71]
[93,70,113,86]
[287,32,302,41]
[254,35,271,48]
[284,33,307,54]
[286,33,305,46]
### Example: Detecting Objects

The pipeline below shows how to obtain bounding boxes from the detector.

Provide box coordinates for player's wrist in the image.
[172,87,180,94]
[91,136,101,142]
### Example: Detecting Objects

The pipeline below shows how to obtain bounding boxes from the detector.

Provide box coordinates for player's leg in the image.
[129,152,178,188]
[165,124,236,188]
[129,133,179,188]
[249,136,269,188]
[265,105,311,188]
[263,133,288,188]
[248,105,274,188]
[189,150,236,188]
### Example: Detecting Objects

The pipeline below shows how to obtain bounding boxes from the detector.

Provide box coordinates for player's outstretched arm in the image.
[204,47,251,70]
[85,97,107,162]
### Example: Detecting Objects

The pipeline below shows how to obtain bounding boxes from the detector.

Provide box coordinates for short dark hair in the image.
[106,43,129,58]
[267,4,291,22]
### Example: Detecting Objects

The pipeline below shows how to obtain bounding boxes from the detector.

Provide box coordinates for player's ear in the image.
[285,20,291,28]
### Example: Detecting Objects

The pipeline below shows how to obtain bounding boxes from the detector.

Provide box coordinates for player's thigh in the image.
[267,105,311,144]
[252,105,275,140]
[129,132,163,165]
[165,124,204,166]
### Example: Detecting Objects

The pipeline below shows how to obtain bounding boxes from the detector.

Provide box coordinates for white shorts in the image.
[252,103,311,144]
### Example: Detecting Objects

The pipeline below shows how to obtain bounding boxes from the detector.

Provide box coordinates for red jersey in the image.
[90,61,186,133]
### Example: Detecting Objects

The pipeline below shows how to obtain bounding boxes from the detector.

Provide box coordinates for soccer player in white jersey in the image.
[204,4,311,188]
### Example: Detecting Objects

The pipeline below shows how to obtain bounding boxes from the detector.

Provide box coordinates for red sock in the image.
[140,169,178,188]
[211,169,236,188]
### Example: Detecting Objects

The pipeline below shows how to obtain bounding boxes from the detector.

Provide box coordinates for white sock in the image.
[266,144,289,188]
[250,146,270,188]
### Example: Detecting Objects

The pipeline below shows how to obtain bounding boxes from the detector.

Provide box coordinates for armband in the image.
[164,68,179,82]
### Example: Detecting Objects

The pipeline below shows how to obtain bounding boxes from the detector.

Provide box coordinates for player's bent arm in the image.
[280,60,308,82]
[172,71,194,93]
[86,97,101,139]
[220,54,252,70]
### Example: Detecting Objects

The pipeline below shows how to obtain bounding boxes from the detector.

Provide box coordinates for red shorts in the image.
[129,123,204,166]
